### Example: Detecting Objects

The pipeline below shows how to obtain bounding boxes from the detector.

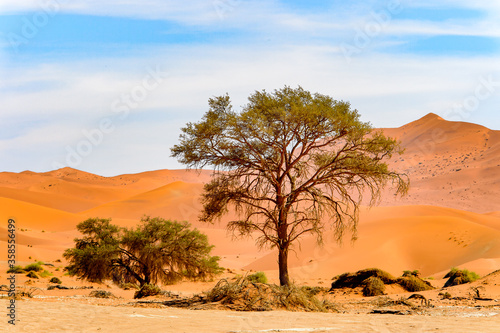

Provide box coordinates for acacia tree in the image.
[171,86,409,286]
[64,216,222,287]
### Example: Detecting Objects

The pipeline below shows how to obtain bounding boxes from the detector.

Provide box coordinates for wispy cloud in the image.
[0,0,499,175]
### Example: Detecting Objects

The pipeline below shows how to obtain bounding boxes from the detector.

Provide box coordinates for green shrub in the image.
[362,277,385,297]
[24,262,44,272]
[7,265,25,274]
[330,268,395,290]
[402,270,420,277]
[26,271,39,279]
[246,272,268,284]
[134,284,162,299]
[396,276,434,292]
[40,270,53,278]
[444,268,480,287]
[49,277,62,284]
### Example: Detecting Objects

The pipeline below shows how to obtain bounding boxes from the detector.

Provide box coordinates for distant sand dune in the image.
[1,114,499,277]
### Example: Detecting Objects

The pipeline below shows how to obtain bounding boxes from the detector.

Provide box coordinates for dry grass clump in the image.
[205,277,336,312]
[89,290,115,298]
[443,268,480,287]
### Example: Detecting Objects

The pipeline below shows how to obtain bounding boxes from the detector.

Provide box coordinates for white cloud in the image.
[1,0,499,175]
[2,41,499,174]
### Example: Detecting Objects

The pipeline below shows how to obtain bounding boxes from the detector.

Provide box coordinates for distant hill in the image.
[1,114,499,277]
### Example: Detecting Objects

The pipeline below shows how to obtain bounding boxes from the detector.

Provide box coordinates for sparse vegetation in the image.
[402,270,420,277]
[330,268,395,290]
[246,272,268,284]
[7,265,25,274]
[329,268,434,295]
[26,271,39,279]
[40,270,53,278]
[134,283,162,299]
[50,277,62,284]
[24,262,44,272]
[439,292,452,299]
[89,290,115,298]
[120,282,139,290]
[64,217,223,287]
[363,277,385,296]
[204,277,336,312]
[443,268,480,287]
[395,276,434,292]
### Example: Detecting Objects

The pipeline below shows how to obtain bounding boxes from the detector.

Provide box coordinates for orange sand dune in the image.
[245,205,500,278]
[1,114,499,281]
[0,197,83,231]
[0,167,213,213]
[80,181,209,227]
[0,186,98,213]
[379,113,500,213]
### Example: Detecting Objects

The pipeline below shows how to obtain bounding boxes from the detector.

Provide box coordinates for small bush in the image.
[363,277,385,297]
[50,277,62,284]
[89,290,115,298]
[444,268,480,287]
[439,292,452,299]
[330,268,395,290]
[396,276,434,292]
[402,270,420,277]
[246,272,268,284]
[134,284,162,299]
[301,286,327,297]
[26,271,39,279]
[120,282,139,290]
[7,265,25,274]
[24,262,44,272]
[40,270,53,278]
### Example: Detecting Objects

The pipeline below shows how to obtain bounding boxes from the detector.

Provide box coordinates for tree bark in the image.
[278,245,290,286]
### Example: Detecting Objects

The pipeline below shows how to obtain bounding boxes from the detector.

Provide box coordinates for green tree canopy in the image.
[64,216,223,287]
[171,86,408,286]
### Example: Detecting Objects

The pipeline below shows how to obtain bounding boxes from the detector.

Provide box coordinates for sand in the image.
[2,298,500,333]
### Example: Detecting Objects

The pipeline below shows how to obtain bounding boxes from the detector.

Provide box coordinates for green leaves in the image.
[172,85,409,286]
[64,217,222,286]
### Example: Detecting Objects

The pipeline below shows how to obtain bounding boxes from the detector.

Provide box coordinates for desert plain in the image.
[2,113,500,332]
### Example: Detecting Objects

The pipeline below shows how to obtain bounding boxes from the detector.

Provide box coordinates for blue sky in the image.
[0,0,499,176]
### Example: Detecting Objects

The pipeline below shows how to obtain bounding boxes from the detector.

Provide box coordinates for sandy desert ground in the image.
[1,113,500,331]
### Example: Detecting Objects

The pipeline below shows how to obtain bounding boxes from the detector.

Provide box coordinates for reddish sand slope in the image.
[380,113,500,213]
[245,205,500,278]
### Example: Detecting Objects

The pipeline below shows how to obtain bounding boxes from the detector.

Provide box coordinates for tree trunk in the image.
[278,245,290,286]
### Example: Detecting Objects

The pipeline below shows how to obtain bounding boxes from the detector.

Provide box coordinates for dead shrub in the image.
[89,290,115,298]
[205,277,337,312]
